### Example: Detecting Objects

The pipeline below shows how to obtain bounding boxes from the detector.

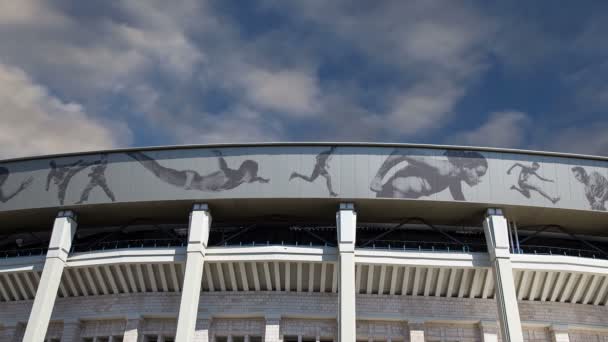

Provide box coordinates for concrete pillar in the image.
[61,319,81,342]
[123,316,142,342]
[193,318,210,342]
[408,321,425,342]
[23,211,77,342]
[550,325,570,342]
[176,204,211,342]
[336,203,357,342]
[264,316,281,342]
[480,321,499,342]
[483,209,524,342]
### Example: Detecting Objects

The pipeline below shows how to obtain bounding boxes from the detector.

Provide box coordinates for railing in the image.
[0,247,47,259]
[356,240,487,253]
[516,245,608,260]
[70,239,186,253]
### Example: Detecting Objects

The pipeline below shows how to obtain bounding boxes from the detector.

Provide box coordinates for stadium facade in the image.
[0,143,607,342]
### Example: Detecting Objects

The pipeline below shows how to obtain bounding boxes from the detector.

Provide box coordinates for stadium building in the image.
[0,143,607,342]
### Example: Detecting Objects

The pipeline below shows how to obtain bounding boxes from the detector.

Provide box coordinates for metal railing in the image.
[0,247,47,259]
[70,238,185,253]
[516,245,607,259]
[356,240,487,253]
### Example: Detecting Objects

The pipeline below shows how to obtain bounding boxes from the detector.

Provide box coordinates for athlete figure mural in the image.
[0,167,33,203]
[370,149,488,201]
[127,150,270,192]
[572,166,608,211]
[76,154,115,204]
[46,159,92,205]
[289,146,338,197]
[507,162,560,204]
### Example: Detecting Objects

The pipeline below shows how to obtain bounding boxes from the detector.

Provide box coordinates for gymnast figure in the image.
[370,149,488,201]
[0,167,33,203]
[507,162,560,204]
[572,166,608,211]
[46,159,92,205]
[290,146,338,197]
[76,154,116,204]
[127,150,269,192]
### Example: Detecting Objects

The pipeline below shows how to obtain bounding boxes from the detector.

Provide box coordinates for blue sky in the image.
[0,1,607,158]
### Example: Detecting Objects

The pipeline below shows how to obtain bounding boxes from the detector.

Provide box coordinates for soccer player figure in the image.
[289,146,338,197]
[370,149,488,201]
[0,167,33,203]
[76,154,116,204]
[571,166,608,211]
[46,159,92,205]
[127,150,269,192]
[507,162,560,204]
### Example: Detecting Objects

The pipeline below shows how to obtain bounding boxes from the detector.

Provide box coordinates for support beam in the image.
[23,211,77,342]
[337,203,356,342]
[175,204,211,342]
[483,209,524,342]
[320,263,327,293]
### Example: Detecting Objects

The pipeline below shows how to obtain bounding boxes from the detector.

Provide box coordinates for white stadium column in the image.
[176,204,211,342]
[23,210,77,342]
[123,315,142,342]
[336,203,357,342]
[264,315,282,342]
[193,317,211,342]
[479,321,499,342]
[408,321,425,342]
[550,325,570,342]
[482,209,524,342]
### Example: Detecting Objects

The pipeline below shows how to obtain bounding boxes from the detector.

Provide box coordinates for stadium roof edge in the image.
[2,141,607,164]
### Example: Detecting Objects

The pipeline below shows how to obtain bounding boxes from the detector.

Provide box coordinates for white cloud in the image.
[0,63,130,159]
[449,111,530,148]
[388,79,465,135]
[240,68,320,116]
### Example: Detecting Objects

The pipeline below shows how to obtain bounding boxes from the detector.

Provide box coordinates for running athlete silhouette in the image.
[370,149,487,201]
[76,154,115,204]
[507,162,560,204]
[127,150,269,192]
[289,146,338,197]
[572,166,608,211]
[46,159,92,205]
[0,167,33,203]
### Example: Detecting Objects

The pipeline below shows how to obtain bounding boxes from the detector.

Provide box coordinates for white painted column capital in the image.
[176,204,211,342]
[337,203,356,342]
[23,211,78,342]
[482,209,524,342]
